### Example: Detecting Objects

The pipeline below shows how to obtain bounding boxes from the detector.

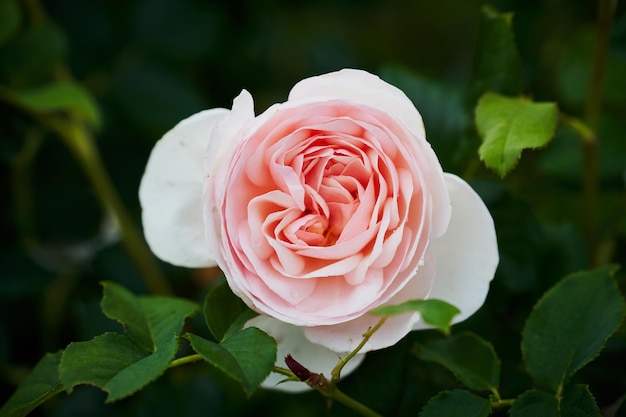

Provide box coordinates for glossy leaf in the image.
[0,352,63,417]
[9,81,100,128]
[413,332,500,392]
[509,385,601,417]
[468,5,522,103]
[370,299,460,334]
[59,333,149,401]
[203,281,249,342]
[521,265,625,392]
[509,389,559,417]
[0,0,20,44]
[419,390,491,417]
[59,283,198,401]
[475,92,558,176]
[101,281,152,352]
[186,328,277,397]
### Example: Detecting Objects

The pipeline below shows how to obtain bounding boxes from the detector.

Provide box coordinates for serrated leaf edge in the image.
[520,265,625,393]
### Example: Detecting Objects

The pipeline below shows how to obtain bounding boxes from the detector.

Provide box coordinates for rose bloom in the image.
[140,69,498,391]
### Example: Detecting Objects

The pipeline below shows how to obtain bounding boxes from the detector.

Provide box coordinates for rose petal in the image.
[205,90,255,177]
[303,252,435,353]
[288,69,426,140]
[203,91,256,279]
[139,108,229,267]
[289,71,450,237]
[413,173,499,330]
[246,315,365,392]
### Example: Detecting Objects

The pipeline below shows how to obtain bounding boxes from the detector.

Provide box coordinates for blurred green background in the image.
[1,0,625,416]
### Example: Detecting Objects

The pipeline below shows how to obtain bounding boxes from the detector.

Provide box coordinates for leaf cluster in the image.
[0,282,277,417]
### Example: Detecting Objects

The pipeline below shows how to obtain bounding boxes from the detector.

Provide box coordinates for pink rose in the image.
[140,69,498,391]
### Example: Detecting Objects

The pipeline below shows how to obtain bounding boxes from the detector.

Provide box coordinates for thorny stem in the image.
[582,0,617,265]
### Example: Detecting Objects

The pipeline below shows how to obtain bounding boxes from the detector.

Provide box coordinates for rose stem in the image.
[330,316,388,384]
[40,116,174,296]
[168,354,204,369]
[328,388,384,417]
[582,0,617,266]
[5,0,174,295]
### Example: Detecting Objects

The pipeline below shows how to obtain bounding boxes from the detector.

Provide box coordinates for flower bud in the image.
[284,354,312,381]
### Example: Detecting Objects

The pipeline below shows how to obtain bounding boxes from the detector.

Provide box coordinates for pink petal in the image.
[303,253,435,353]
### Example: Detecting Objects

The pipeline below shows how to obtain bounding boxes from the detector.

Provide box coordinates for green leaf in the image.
[468,5,522,103]
[59,333,148,401]
[419,390,491,417]
[59,283,198,402]
[101,281,152,352]
[509,390,559,417]
[0,0,21,44]
[413,332,500,392]
[475,92,558,177]
[521,265,625,393]
[370,299,460,335]
[0,352,63,417]
[508,386,601,417]
[9,81,101,128]
[203,281,249,342]
[187,328,277,397]
[561,385,601,417]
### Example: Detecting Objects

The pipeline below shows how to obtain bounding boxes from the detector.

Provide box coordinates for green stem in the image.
[274,366,383,417]
[560,113,594,144]
[491,398,515,409]
[11,128,43,246]
[44,117,173,295]
[327,388,384,417]
[330,316,388,383]
[272,318,389,417]
[272,366,296,378]
[582,0,617,266]
[168,353,203,369]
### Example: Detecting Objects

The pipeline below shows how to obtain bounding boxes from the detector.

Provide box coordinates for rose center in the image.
[290,145,370,247]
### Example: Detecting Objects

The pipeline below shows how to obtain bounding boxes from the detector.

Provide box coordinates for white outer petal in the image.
[139,108,229,267]
[246,315,365,393]
[413,173,499,330]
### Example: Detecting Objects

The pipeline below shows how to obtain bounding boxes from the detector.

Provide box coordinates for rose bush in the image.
[139,69,498,391]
